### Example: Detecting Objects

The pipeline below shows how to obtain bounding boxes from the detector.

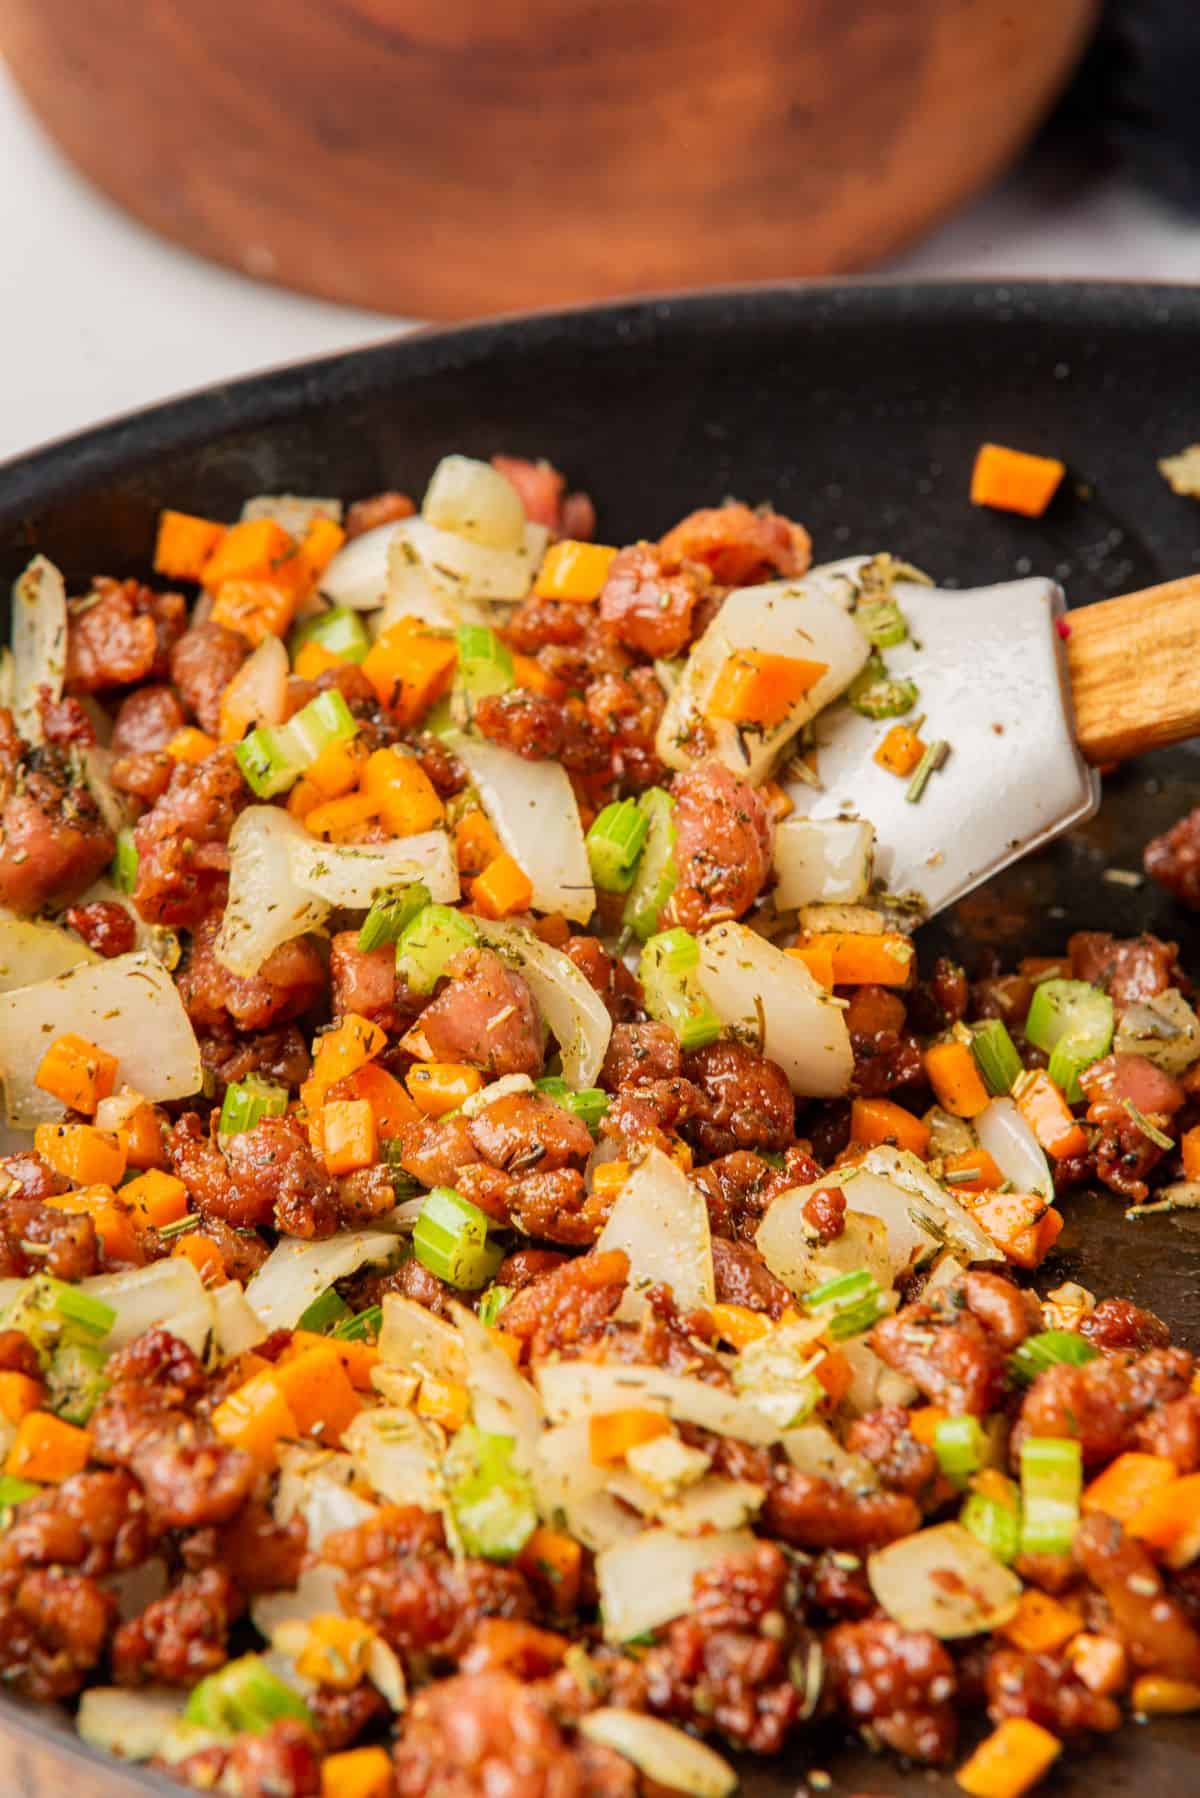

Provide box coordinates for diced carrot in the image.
[304,792,381,842]
[415,1375,470,1431]
[338,1061,420,1137]
[1181,1124,1200,1181]
[45,1186,141,1264]
[405,1063,485,1117]
[472,854,534,920]
[166,726,218,765]
[924,1040,991,1119]
[489,1328,522,1367]
[154,510,228,582]
[0,1370,42,1425]
[120,1101,167,1171]
[306,736,369,800]
[455,810,504,875]
[211,1369,297,1467]
[532,540,618,602]
[121,1168,189,1230]
[970,443,1066,518]
[760,780,794,821]
[287,776,323,821]
[533,913,572,949]
[707,650,829,730]
[1015,1070,1086,1160]
[909,1406,948,1447]
[362,746,445,836]
[668,1137,693,1173]
[787,940,835,990]
[34,1122,127,1187]
[305,1015,387,1111]
[1083,1452,1179,1524]
[201,516,303,595]
[35,1034,118,1116]
[588,1409,672,1464]
[1130,1676,1200,1715]
[274,1344,362,1446]
[361,620,457,725]
[320,1098,377,1176]
[999,1590,1082,1656]
[513,653,567,699]
[285,1330,380,1393]
[943,1148,1006,1193]
[849,1097,930,1158]
[821,931,915,988]
[298,517,347,585]
[813,1342,853,1407]
[293,639,345,681]
[6,1413,91,1484]
[1126,1472,1200,1566]
[298,1615,375,1690]
[210,578,299,646]
[956,1718,1061,1797]
[321,1745,393,1798]
[590,1161,630,1199]
[1067,1634,1127,1698]
[172,1232,228,1287]
[875,722,926,777]
[958,1190,1064,1269]
[709,1303,773,1349]
[518,1524,583,1611]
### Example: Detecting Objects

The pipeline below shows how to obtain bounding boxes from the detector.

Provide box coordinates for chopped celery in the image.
[54,1286,115,1338]
[587,799,650,894]
[622,788,678,941]
[477,1285,514,1328]
[46,1340,109,1426]
[960,1489,1021,1565]
[413,1187,502,1290]
[1024,979,1113,1102]
[732,1319,823,1429]
[1019,1436,1082,1556]
[856,599,908,648]
[396,904,478,995]
[971,1019,1022,1095]
[445,1426,538,1561]
[639,927,721,1052]
[332,1304,383,1343]
[803,1268,886,1340]
[534,1077,609,1131]
[933,1415,989,1483]
[846,654,918,720]
[290,605,371,665]
[111,828,139,895]
[236,689,358,798]
[0,1475,39,1510]
[1,1276,114,1365]
[357,882,431,953]
[456,625,514,698]
[1009,1330,1099,1386]
[218,1075,289,1137]
[184,1655,312,1734]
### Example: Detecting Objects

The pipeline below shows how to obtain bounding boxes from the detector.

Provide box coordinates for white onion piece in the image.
[579,1711,737,1798]
[382,534,483,631]
[656,578,870,782]
[288,826,458,911]
[773,816,875,909]
[323,515,548,612]
[210,808,335,980]
[209,1281,264,1359]
[595,1147,714,1321]
[652,1477,766,1536]
[241,493,342,532]
[0,918,97,993]
[85,1259,214,1356]
[451,1300,544,1470]
[77,1687,186,1763]
[921,1250,970,1298]
[460,1073,535,1117]
[219,635,289,741]
[274,1446,377,1547]
[454,737,594,924]
[379,1294,467,1383]
[533,1420,643,1552]
[596,1528,757,1643]
[0,951,201,1126]
[923,1105,977,1159]
[782,1422,878,1488]
[1114,988,1200,1075]
[535,1359,782,1444]
[838,1335,918,1416]
[247,1230,397,1331]
[0,647,12,710]
[474,919,610,1086]
[11,556,67,743]
[343,1408,445,1512]
[868,1522,1022,1638]
[252,1564,346,1641]
[320,522,402,611]
[976,1097,1054,1202]
[423,455,526,549]
[78,745,133,837]
[696,922,852,1098]
[757,1204,892,1297]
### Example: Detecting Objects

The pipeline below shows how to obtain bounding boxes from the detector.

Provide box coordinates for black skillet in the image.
[0,283,1197,1796]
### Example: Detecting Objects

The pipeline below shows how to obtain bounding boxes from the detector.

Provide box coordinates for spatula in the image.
[785,570,1200,916]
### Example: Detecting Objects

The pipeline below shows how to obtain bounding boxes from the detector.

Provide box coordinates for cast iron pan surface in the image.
[0,283,1197,1796]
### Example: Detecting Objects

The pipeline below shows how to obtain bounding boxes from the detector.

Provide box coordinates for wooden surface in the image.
[1066,574,1200,765]
[0,0,1097,318]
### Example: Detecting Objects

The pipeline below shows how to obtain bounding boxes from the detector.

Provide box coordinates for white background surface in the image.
[5,66,1200,464]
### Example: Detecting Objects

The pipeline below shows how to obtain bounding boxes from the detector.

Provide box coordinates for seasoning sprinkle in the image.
[1121,1098,1174,1150]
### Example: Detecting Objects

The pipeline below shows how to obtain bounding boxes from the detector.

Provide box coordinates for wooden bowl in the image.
[1,1,1096,317]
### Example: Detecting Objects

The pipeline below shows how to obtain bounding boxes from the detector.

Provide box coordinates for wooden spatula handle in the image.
[1065,574,1200,766]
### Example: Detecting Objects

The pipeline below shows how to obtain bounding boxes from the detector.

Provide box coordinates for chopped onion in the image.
[921,1250,970,1297]
[219,636,289,742]
[838,1334,918,1416]
[78,745,134,838]
[319,522,403,611]
[11,556,67,743]
[656,577,870,782]
[535,1359,782,1444]
[1126,1182,1200,1216]
[382,533,483,631]
[274,1445,377,1547]
[595,1147,714,1321]
[773,816,875,910]
[976,1097,1054,1202]
[596,1527,757,1643]
[423,455,526,549]
[85,1259,215,1357]
[0,917,97,993]
[757,1202,893,1295]
[343,1408,445,1512]
[379,1294,467,1383]
[323,514,548,612]
[474,919,610,1086]
[288,824,458,911]
[782,1421,878,1488]
[241,493,342,532]
[460,1073,535,1118]
[652,1477,766,1535]
[533,1419,643,1552]
[209,1281,264,1359]
[74,877,181,971]
[923,1105,977,1159]
[1115,989,1200,1075]
[77,1686,186,1762]
[252,1563,346,1641]
[246,1230,398,1331]
[451,1299,543,1470]
[797,901,892,935]
[579,1710,736,1798]
[454,737,595,923]
[868,1521,1022,1638]
[696,922,852,1098]
[0,951,201,1126]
